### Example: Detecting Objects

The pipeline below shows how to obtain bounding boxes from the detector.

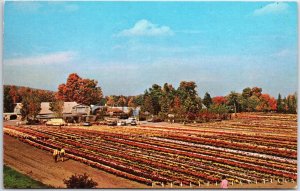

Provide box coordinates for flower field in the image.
[4,113,297,187]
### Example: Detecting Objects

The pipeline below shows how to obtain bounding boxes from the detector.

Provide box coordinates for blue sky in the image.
[3,1,298,97]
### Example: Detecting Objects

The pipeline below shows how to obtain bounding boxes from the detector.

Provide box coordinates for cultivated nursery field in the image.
[3,113,297,188]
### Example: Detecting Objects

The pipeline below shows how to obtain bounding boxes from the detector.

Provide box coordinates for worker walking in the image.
[220,175,228,189]
[60,148,66,162]
[53,148,59,162]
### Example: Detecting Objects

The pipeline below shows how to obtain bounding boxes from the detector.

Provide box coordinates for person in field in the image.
[60,148,66,162]
[53,148,59,162]
[220,176,228,189]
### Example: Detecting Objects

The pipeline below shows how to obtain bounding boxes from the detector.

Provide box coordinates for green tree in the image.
[49,99,64,117]
[177,81,202,114]
[237,94,247,112]
[4,86,14,112]
[226,92,240,113]
[203,92,213,108]
[134,95,144,107]
[248,95,260,112]
[242,87,252,98]
[277,94,284,113]
[162,83,176,109]
[209,104,229,115]
[160,95,170,114]
[148,84,162,115]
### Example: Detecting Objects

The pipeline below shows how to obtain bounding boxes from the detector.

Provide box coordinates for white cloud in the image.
[253,2,289,16]
[118,19,174,37]
[4,51,76,65]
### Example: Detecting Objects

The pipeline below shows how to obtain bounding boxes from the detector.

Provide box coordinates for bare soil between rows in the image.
[3,128,297,189]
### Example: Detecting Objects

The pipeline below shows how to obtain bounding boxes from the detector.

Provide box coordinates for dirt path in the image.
[3,134,147,188]
[3,134,297,189]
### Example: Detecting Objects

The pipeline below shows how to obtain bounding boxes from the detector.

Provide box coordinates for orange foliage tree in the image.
[57,73,103,106]
[257,94,277,112]
[212,96,227,105]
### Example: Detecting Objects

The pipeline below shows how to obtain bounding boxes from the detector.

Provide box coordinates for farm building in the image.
[38,102,91,122]
[3,103,23,120]
[91,106,140,117]
[4,102,92,123]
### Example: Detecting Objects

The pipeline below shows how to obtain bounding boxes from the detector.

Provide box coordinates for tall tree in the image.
[106,96,115,106]
[127,97,136,108]
[226,92,240,113]
[4,86,14,112]
[277,94,284,113]
[117,96,127,107]
[148,84,162,115]
[248,95,260,112]
[57,73,103,106]
[177,81,202,114]
[242,87,252,98]
[287,94,297,114]
[20,92,41,120]
[257,94,277,112]
[9,85,19,104]
[203,92,213,108]
[50,99,64,117]
[142,95,154,114]
[160,95,170,114]
[251,87,262,97]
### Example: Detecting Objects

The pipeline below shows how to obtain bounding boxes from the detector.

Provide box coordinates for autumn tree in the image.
[172,96,185,121]
[127,97,136,108]
[117,96,127,107]
[142,95,154,114]
[106,96,115,106]
[9,85,19,104]
[257,94,277,112]
[286,94,297,114]
[212,96,227,105]
[251,87,262,97]
[20,91,41,120]
[37,89,55,102]
[57,73,103,106]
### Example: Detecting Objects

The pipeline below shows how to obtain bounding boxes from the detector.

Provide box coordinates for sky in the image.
[3,1,298,97]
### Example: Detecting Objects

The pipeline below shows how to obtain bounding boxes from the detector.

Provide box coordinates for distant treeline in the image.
[3,74,297,120]
[4,85,55,112]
